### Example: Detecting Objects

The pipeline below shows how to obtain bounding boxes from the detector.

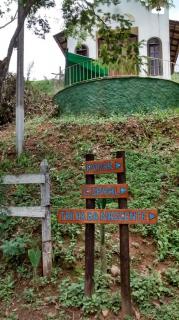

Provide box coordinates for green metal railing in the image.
[65,60,108,86]
[64,57,179,87]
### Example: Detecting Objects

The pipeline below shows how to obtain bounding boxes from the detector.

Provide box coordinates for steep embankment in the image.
[54,77,179,115]
[0,111,178,320]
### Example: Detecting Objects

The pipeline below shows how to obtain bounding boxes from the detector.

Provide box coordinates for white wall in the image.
[67,35,97,59]
[67,0,171,79]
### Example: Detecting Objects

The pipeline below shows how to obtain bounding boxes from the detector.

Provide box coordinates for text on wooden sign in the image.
[85,159,124,174]
[58,209,158,225]
[81,184,128,199]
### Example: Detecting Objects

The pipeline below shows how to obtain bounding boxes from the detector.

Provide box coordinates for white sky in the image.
[0,0,179,80]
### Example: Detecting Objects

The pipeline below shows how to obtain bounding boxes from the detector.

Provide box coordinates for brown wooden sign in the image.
[85,159,123,175]
[81,184,128,199]
[58,209,158,225]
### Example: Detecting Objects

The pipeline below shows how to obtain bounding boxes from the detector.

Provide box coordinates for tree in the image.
[0,0,55,102]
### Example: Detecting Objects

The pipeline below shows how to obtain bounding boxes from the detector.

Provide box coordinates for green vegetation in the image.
[0,108,178,319]
[54,77,179,115]
[28,247,41,281]
[0,274,14,303]
[30,79,63,96]
[59,273,121,316]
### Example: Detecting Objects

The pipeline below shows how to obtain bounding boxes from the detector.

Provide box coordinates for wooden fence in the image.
[0,159,52,276]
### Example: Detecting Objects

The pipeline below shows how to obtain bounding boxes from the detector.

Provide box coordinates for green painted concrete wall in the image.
[54,77,179,115]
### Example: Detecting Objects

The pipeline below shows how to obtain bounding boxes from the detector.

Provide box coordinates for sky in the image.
[0,0,179,80]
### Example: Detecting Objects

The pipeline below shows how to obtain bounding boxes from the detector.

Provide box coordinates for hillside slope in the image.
[0,111,179,320]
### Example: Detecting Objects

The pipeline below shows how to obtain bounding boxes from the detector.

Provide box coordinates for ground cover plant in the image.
[0,108,178,319]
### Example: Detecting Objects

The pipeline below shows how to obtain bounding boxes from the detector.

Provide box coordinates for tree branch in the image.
[78,0,108,29]
[0,9,18,30]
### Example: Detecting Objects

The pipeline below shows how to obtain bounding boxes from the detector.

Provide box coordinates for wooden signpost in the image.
[85,158,123,174]
[58,209,157,224]
[81,184,128,199]
[117,151,131,317]
[58,152,158,319]
[85,153,95,296]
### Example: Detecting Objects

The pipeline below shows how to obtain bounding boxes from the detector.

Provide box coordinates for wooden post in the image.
[40,160,52,276]
[85,154,95,296]
[116,151,133,318]
[16,0,24,156]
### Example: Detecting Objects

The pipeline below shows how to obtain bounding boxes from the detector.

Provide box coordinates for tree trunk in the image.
[0,0,36,103]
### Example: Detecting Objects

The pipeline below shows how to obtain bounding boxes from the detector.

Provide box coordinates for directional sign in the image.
[58,209,158,225]
[85,159,124,175]
[81,184,128,199]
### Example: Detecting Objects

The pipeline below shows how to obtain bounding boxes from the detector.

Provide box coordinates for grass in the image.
[30,79,64,96]
[0,108,178,319]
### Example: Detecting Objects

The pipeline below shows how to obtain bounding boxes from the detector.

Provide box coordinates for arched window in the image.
[75,44,88,57]
[147,38,163,76]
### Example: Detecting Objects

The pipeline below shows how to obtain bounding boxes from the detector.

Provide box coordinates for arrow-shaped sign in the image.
[120,187,127,194]
[149,213,155,220]
[81,184,128,199]
[115,162,121,169]
[85,158,124,174]
[58,209,158,225]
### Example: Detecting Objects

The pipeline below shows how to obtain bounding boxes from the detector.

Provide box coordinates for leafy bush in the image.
[131,271,171,307]
[0,73,57,125]
[59,272,121,316]
[1,237,25,257]
[0,274,14,302]
[164,267,179,288]
[23,288,36,303]
[1,236,27,262]
[59,278,84,308]
[145,299,179,320]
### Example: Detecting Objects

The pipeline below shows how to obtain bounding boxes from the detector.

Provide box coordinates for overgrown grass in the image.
[30,79,63,96]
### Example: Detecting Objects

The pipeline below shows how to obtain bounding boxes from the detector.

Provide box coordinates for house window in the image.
[75,45,88,56]
[98,34,138,58]
[148,38,163,76]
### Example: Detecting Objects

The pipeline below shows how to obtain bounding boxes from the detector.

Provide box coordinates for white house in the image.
[54,0,179,80]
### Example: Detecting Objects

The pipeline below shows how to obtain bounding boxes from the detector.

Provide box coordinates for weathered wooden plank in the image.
[85,153,95,297]
[3,207,46,218]
[85,158,124,174]
[81,184,128,199]
[57,209,158,224]
[117,151,132,318]
[41,160,52,277]
[2,174,45,185]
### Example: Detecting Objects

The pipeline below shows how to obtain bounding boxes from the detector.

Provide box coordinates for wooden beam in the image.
[41,160,52,277]
[85,154,95,297]
[3,206,46,218]
[117,151,133,319]
[2,174,45,185]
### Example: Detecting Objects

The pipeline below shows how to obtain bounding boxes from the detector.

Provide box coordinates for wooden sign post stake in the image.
[40,160,52,277]
[85,154,95,296]
[117,151,133,318]
[57,153,158,317]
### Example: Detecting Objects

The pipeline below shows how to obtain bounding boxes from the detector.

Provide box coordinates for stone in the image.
[111,265,120,277]
[47,311,57,318]
[102,309,109,318]
[131,241,140,249]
